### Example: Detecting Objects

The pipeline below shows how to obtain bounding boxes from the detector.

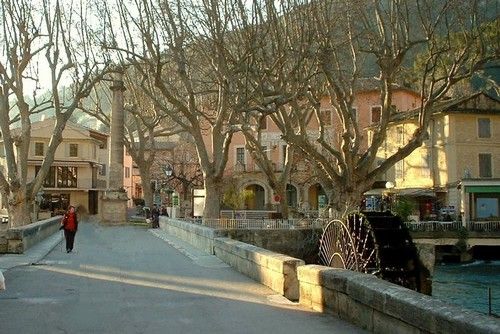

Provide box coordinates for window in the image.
[421,153,431,177]
[351,107,358,123]
[478,118,491,138]
[35,166,56,188]
[57,166,78,188]
[236,147,245,165]
[396,126,404,145]
[99,164,107,176]
[259,116,267,130]
[69,144,78,157]
[34,142,44,156]
[125,167,130,178]
[395,160,404,179]
[479,153,492,178]
[371,106,381,124]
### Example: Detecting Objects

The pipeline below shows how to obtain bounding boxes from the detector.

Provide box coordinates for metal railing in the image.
[186,217,329,230]
[468,220,500,232]
[220,210,277,220]
[404,221,463,232]
[404,220,500,232]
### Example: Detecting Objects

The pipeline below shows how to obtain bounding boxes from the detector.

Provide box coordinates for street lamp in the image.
[163,165,173,177]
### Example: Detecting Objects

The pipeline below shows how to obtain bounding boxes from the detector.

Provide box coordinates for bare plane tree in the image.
[99,0,307,217]
[268,0,498,216]
[0,0,110,227]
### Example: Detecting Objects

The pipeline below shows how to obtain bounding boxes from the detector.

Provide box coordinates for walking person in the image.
[151,204,160,228]
[60,205,78,253]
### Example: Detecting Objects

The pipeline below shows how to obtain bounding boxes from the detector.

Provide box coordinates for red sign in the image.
[273,194,282,202]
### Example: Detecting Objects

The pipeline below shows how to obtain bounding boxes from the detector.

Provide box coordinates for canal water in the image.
[432,261,500,316]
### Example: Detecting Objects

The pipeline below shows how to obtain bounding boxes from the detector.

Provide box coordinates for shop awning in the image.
[396,188,436,197]
[464,185,500,193]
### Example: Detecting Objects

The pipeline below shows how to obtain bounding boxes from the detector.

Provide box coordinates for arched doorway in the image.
[245,184,266,210]
[308,183,327,210]
[287,184,298,208]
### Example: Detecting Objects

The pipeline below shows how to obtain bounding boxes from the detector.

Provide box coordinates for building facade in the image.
[223,87,421,216]
[379,93,500,222]
[0,118,137,215]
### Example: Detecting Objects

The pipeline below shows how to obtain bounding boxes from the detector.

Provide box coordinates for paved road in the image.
[0,221,366,334]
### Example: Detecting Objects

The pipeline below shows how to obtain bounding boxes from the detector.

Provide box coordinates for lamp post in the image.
[163,165,173,177]
[162,165,174,216]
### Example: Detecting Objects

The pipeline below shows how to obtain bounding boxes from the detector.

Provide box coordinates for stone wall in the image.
[159,217,227,254]
[161,218,305,300]
[5,216,62,254]
[224,228,321,264]
[214,237,304,301]
[298,265,500,334]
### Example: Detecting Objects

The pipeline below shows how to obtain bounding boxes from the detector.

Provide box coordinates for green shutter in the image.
[464,185,500,193]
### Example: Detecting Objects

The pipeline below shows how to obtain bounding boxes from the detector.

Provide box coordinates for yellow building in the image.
[379,92,500,222]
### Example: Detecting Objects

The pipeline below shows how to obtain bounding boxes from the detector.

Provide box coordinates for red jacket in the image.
[62,212,78,232]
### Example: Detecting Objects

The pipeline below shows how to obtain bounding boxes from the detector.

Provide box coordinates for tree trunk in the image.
[203,176,222,219]
[7,191,32,228]
[329,187,364,219]
[141,173,154,208]
[273,183,288,219]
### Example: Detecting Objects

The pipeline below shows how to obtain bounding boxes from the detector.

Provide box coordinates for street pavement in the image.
[0,220,366,334]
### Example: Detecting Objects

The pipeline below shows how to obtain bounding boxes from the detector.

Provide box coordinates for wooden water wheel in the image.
[319,211,424,292]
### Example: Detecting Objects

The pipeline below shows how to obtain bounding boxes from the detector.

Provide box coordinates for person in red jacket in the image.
[61,206,78,253]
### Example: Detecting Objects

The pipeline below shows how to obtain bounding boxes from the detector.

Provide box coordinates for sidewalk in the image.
[0,230,62,272]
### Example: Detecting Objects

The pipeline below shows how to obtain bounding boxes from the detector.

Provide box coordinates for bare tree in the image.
[240,118,296,218]
[0,0,109,227]
[99,0,308,218]
[156,139,203,207]
[268,0,498,216]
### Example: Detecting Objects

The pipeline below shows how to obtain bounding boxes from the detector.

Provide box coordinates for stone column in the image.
[100,69,128,224]
[108,72,125,188]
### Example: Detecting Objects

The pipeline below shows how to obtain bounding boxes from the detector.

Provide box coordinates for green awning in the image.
[464,185,500,193]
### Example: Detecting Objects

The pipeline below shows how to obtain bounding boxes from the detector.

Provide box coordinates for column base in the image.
[100,190,128,224]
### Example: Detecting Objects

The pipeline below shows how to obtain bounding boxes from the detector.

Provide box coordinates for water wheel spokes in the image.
[319,215,377,273]
[318,211,427,293]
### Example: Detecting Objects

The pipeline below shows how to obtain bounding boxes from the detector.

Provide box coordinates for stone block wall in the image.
[100,197,127,224]
[214,237,304,301]
[225,228,321,264]
[297,265,500,334]
[6,216,62,254]
[159,217,227,254]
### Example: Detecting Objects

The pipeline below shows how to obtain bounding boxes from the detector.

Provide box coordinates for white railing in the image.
[186,217,329,230]
[468,220,500,232]
[220,210,277,220]
[404,221,463,232]
[405,220,500,232]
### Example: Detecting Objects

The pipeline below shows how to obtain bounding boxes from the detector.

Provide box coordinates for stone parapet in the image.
[297,265,500,334]
[159,217,226,254]
[214,237,304,301]
[5,216,62,254]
